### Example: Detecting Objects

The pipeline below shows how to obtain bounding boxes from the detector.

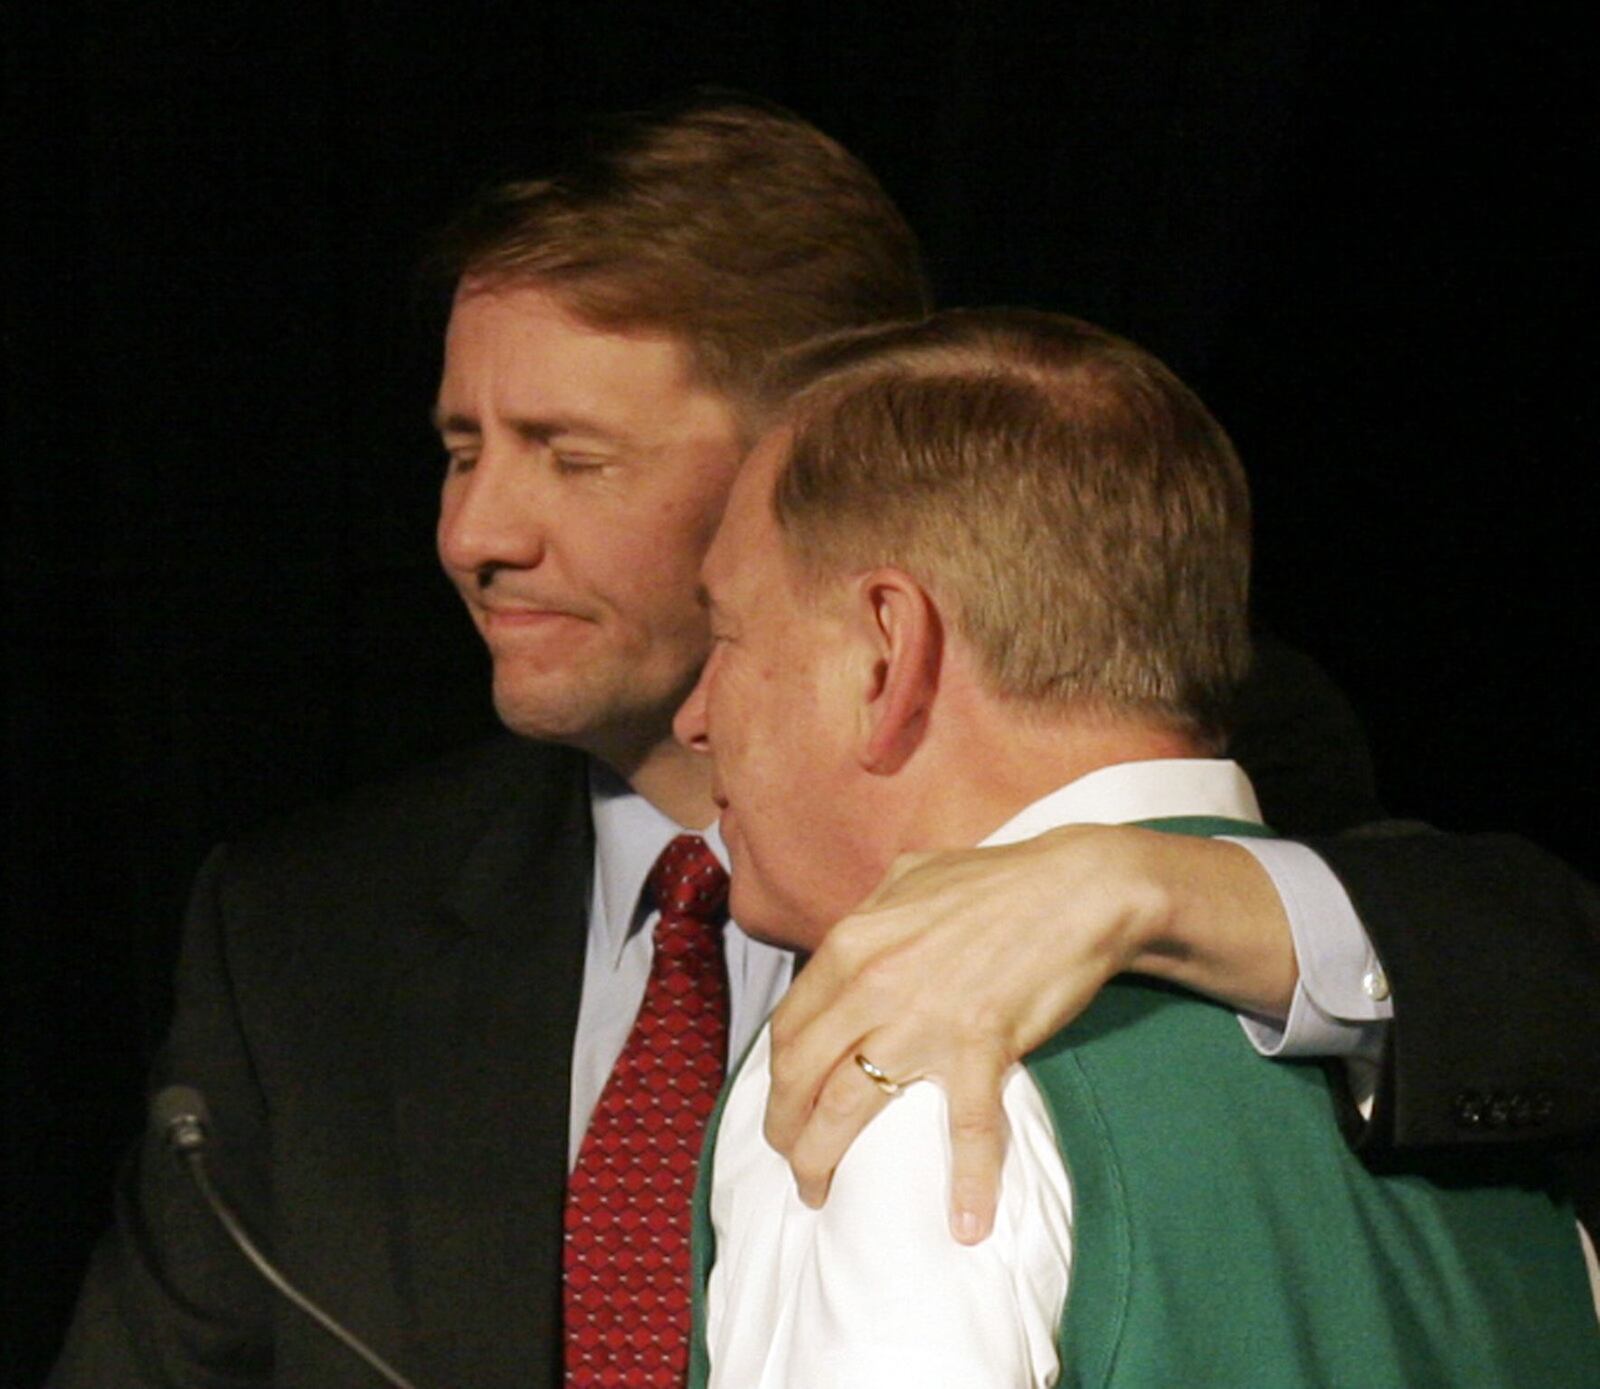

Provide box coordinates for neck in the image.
[787,707,1205,952]
[608,736,718,829]
[894,704,1207,853]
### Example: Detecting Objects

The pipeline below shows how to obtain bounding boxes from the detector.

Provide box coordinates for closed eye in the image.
[553,454,608,475]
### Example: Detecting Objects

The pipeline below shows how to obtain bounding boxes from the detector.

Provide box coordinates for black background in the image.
[6,3,1595,1380]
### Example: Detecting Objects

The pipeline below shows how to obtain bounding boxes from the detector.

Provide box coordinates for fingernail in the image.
[953,1209,981,1244]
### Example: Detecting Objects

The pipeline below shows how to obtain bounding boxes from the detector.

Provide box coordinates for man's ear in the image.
[848,567,943,775]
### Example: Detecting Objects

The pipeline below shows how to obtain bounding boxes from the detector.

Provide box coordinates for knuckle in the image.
[822,918,876,972]
[766,1045,807,1095]
[852,949,907,1001]
[950,999,1008,1048]
[817,1072,868,1123]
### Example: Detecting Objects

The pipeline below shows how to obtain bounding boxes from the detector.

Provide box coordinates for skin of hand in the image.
[763,824,1297,1243]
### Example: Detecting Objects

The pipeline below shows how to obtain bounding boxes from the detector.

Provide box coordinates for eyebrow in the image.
[432,408,477,434]
[430,407,627,447]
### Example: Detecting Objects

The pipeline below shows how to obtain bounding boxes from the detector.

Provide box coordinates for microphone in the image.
[151,1086,422,1389]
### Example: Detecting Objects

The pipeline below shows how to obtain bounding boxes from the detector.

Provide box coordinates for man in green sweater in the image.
[678,308,1598,1386]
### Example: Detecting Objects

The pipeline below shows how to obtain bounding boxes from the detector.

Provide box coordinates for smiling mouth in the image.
[475,609,598,656]
[480,607,588,629]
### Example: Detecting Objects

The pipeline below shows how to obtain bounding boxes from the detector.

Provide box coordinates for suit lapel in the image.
[390,745,592,1387]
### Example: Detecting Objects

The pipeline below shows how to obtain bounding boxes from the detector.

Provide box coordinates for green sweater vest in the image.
[690,819,1598,1386]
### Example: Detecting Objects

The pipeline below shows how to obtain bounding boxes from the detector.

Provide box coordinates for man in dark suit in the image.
[50,97,1598,1388]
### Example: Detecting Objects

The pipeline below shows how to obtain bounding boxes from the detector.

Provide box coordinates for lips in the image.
[474,607,598,661]
[482,607,582,626]
[476,602,595,634]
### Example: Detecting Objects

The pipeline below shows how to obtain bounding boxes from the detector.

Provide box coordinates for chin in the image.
[728,878,817,953]
[491,672,641,751]
[491,672,587,738]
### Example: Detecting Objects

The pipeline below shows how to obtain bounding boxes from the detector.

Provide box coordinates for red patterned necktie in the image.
[564,833,731,1388]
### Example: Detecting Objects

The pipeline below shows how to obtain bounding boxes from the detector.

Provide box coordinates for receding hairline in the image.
[771,315,1177,428]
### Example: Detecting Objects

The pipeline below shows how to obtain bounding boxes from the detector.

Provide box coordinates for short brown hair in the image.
[435,96,931,412]
[768,309,1252,747]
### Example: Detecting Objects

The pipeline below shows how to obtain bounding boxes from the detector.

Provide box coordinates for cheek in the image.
[709,666,786,805]
[582,533,708,656]
[708,669,754,776]
[612,497,720,609]
[652,465,737,572]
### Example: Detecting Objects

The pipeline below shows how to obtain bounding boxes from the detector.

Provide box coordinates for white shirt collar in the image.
[981,759,1263,848]
[588,758,1256,963]
[588,761,730,968]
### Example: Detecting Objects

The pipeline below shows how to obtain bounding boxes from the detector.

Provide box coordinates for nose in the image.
[674,663,712,754]
[436,448,546,579]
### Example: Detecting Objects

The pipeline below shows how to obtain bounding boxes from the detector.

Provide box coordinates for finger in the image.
[767,937,851,1056]
[784,1050,894,1208]
[764,982,891,1157]
[942,1044,1011,1245]
[764,926,902,1154]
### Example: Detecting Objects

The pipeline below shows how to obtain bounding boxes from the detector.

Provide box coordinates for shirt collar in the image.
[981,758,1262,848]
[588,761,730,968]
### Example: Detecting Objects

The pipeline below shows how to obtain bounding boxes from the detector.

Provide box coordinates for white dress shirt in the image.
[704,759,1266,1389]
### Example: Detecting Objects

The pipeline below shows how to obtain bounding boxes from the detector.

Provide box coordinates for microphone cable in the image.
[153,1086,421,1389]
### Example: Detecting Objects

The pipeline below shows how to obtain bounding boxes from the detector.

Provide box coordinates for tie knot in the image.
[648,833,729,926]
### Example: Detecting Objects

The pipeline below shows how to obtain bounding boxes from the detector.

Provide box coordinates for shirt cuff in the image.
[1223,836,1392,1062]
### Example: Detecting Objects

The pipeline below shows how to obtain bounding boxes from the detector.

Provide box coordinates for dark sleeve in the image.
[1305,826,1600,1157]
[1231,636,1600,1193]
[48,845,277,1387]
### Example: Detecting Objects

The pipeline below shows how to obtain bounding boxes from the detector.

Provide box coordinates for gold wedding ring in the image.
[854,1053,905,1097]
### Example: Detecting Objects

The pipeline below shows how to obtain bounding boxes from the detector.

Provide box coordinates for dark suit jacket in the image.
[1311,828,1600,1235]
[49,737,593,1389]
[49,641,1600,1385]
